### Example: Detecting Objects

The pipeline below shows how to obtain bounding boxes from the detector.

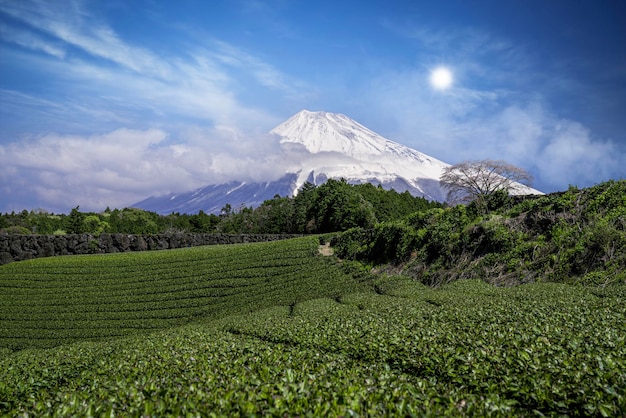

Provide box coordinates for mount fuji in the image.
[133,110,532,214]
[273,110,449,200]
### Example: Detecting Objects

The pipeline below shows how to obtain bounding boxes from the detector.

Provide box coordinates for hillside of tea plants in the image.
[0,237,370,351]
[1,234,625,416]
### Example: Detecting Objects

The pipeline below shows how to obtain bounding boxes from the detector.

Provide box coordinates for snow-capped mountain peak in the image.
[134,110,541,214]
[271,110,450,198]
[271,110,389,157]
[272,110,442,163]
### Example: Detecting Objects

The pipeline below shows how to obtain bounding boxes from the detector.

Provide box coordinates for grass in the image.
[1,236,625,416]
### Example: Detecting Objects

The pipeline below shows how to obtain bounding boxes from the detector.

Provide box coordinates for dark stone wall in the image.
[0,233,303,265]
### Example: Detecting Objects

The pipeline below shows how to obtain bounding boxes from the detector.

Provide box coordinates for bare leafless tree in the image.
[440,159,533,204]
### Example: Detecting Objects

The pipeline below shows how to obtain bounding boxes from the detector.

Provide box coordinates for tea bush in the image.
[0,237,367,350]
[1,277,623,416]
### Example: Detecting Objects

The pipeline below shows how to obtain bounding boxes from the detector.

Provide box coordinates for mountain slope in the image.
[134,110,538,214]
[134,174,298,215]
[273,110,449,200]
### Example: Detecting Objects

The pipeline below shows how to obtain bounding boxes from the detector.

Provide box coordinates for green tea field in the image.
[1,236,625,416]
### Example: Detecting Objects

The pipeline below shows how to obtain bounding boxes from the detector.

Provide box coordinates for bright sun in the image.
[430,66,453,90]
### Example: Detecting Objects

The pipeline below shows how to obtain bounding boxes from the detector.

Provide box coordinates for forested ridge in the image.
[0,179,440,236]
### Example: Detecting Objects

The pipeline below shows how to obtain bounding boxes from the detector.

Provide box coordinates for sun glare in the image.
[430,66,453,90]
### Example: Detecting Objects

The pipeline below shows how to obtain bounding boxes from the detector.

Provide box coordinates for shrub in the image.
[335,180,626,287]
[0,226,32,235]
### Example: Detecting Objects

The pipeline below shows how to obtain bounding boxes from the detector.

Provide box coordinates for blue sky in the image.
[1,0,625,212]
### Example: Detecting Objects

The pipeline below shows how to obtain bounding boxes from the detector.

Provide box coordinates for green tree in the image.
[83,215,110,235]
[189,211,219,233]
[310,179,377,233]
[293,182,317,233]
[217,206,255,234]
[253,195,295,233]
[65,206,85,234]
[220,204,233,217]
[15,209,61,234]
[111,208,159,234]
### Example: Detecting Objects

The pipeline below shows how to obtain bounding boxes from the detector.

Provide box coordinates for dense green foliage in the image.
[2,181,625,415]
[0,180,441,235]
[335,180,626,286]
[0,237,368,351]
[1,272,624,416]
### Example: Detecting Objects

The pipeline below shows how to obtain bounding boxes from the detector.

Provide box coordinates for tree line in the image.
[0,179,442,236]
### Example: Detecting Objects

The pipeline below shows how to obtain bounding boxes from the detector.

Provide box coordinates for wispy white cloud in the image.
[0,0,304,211]
[361,67,625,192]
[212,40,291,90]
[382,20,537,94]
[1,0,171,78]
[350,19,626,192]
[0,0,291,132]
[0,23,66,58]
[536,121,622,187]
[0,127,287,212]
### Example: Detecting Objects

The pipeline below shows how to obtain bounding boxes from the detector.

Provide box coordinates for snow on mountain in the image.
[133,110,539,214]
[133,175,299,215]
[274,110,427,160]
[272,110,450,200]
